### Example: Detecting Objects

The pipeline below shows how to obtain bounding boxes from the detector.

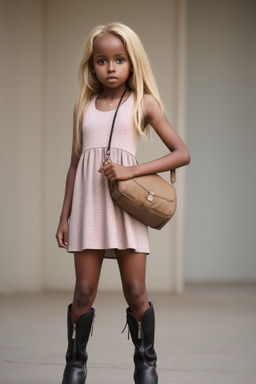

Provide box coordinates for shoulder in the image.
[142,94,163,126]
[143,94,159,109]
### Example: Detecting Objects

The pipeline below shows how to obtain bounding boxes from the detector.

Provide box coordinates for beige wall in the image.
[185,0,256,282]
[1,0,185,293]
[2,0,254,294]
[0,0,43,292]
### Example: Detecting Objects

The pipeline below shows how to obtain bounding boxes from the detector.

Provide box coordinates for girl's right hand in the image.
[56,220,68,249]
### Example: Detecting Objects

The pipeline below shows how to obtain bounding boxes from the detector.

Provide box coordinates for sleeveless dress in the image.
[68,92,150,258]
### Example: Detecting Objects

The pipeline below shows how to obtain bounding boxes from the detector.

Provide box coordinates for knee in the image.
[74,282,96,308]
[124,282,147,310]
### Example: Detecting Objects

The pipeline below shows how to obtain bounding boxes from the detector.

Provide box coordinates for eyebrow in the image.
[94,53,127,59]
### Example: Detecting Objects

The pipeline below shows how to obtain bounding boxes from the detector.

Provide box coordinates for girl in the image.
[56,22,190,384]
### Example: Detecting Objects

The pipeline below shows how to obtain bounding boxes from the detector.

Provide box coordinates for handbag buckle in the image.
[147,192,154,202]
[104,150,111,166]
[103,158,111,166]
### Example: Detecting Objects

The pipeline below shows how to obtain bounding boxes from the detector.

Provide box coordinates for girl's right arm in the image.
[55,151,80,249]
[56,109,80,249]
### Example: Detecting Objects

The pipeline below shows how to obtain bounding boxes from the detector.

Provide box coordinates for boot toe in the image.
[134,361,158,384]
[62,361,86,384]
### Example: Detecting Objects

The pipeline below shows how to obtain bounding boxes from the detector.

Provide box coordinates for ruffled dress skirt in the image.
[68,147,149,258]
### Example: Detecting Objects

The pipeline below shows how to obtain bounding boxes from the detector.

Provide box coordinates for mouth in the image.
[107,76,118,81]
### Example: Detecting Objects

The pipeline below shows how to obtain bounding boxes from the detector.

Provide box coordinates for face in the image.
[92,33,132,90]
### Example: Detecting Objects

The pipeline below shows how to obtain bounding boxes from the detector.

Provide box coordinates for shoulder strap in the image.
[105,89,127,161]
[170,169,176,184]
[105,89,176,184]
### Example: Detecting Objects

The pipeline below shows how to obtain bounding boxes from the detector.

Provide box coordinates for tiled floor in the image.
[0,284,256,383]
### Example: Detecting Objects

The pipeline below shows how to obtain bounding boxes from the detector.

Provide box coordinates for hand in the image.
[56,220,69,249]
[98,162,134,182]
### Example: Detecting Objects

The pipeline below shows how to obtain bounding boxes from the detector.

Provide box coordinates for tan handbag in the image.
[110,171,176,229]
[105,90,177,230]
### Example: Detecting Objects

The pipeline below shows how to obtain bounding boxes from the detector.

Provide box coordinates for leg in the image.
[116,249,149,320]
[116,249,158,384]
[61,250,104,384]
[72,249,104,323]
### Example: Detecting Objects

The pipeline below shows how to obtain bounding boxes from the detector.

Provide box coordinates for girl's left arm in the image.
[132,94,190,178]
[101,95,190,181]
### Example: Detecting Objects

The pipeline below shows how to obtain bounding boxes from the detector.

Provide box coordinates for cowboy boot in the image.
[126,302,158,384]
[61,304,95,384]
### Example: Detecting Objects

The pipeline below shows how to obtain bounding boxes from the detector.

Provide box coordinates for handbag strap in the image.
[170,169,176,184]
[105,88,127,162]
[106,88,176,184]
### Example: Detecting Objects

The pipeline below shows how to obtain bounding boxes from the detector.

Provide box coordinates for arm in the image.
[56,153,80,248]
[101,94,190,181]
[133,94,190,177]
[56,117,80,248]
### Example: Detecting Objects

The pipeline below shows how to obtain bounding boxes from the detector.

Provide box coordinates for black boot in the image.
[61,304,95,384]
[126,302,158,384]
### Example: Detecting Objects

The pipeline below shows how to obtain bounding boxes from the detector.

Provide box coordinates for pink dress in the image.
[68,92,149,258]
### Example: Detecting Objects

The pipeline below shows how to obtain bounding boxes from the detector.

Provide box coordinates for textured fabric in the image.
[68,92,149,258]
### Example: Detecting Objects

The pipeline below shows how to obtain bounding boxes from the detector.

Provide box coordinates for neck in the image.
[101,86,127,100]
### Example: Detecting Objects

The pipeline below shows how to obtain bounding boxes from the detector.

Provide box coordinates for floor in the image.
[0,284,256,384]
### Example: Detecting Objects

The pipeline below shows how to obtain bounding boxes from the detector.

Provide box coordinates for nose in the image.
[107,61,116,73]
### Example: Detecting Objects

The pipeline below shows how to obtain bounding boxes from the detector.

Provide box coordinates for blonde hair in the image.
[74,22,163,156]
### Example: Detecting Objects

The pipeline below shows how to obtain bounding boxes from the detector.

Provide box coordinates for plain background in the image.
[1,0,255,294]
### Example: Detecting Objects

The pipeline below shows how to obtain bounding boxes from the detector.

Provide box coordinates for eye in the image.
[116,57,125,64]
[98,59,106,65]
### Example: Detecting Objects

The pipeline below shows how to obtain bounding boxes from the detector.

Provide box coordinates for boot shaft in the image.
[126,302,157,365]
[66,304,95,362]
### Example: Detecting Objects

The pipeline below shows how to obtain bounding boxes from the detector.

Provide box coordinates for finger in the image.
[57,236,64,248]
[106,172,117,181]
[57,237,62,248]
[109,175,118,182]
[63,232,68,248]
[102,164,112,172]
[100,163,112,173]
[56,233,67,248]
[104,169,114,179]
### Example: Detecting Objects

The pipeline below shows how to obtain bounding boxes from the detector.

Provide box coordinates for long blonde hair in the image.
[74,22,163,156]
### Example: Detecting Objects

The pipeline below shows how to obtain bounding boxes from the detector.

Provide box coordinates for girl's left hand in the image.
[98,162,134,182]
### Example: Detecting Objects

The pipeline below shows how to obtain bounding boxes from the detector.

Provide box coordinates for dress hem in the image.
[67,247,150,258]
